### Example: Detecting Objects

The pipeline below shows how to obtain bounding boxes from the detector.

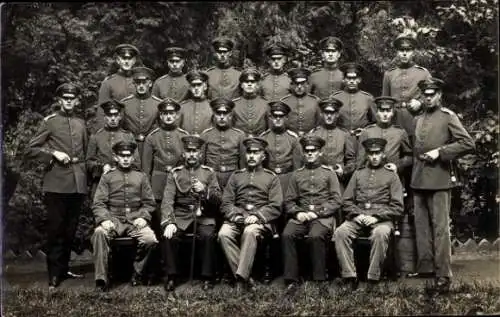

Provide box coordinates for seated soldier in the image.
[334,138,404,289]
[91,141,158,292]
[282,135,342,292]
[161,135,222,292]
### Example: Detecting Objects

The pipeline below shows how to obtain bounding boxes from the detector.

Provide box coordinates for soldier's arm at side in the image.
[238,134,247,169]
[438,112,476,161]
[160,172,177,229]
[141,136,154,178]
[374,173,404,221]
[151,80,161,99]
[255,175,283,223]
[220,173,246,222]
[342,171,363,220]
[396,130,413,172]
[381,71,391,96]
[318,171,342,218]
[85,134,102,178]
[284,172,301,217]
[96,81,111,130]
[134,173,156,222]
[344,133,359,177]
[25,120,54,164]
[292,138,304,169]
[92,175,112,225]
[205,170,222,207]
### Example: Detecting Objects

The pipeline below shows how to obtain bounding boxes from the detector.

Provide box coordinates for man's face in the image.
[343,75,361,91]
[291,80,308,96]
[189,81,207,98]
[115,152,134,169]
[322,110,339,125]
[270,113,286,129]
[160,110,178,125]
[184,148,201,166]
[58,94,79,112]
[116,55,137,71]
[303,146,322,164]
[376,107,394,124]
[321,48,341,64]
[214,111,232,128]
[134,78,152,95]
[241,80,259,95]
[423,90,441,109]
[245,148,265,168]
[214,49,232,65]
[167,58,185,74]
[396,47,415,64]
[269,55,286,71]
[104,112,122,128]
[367,150,384,167]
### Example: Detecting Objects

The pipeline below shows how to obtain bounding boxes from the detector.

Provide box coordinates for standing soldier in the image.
[332,62,376,137]
[92,141,158,292]
[282,136,342,291]
[281,68,321,137]
[86,100,140,199]
[206,37,241,99]
[310,37,344,99]
[152,47,190,102]
[25,83,87,288]
[411,78,475,293]
[233,68,269,136]
[200,98,246,190]
[334,138,404,289]
[261,43,291,101]
[382,34,432,137]
[308,98,357,187]
[121,66,161,158]
[96,44,140,130]
[161,135,222,292]
[218,137,283,292]
[179,70,213,136]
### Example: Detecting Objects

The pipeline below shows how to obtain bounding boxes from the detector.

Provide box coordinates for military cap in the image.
[339,62,365,78]
[265,43,288,57]
[393,34,417,50]
[56,83,80,97]
[100,99,125,115]
[212,37,235,52]
[158,98,181,113]
[318,98,343,113]
[362,137,387,153]
[299,135,326,150]
[319,36,344,51]
[268,101,291,116]
[181,135,205,150]
[114,44,140,58]
[242,137,268,151]
[374,96,398,109]
[165,47,187,60]
[210,97,235,113]
[239,68,262,82]
[186,70,209,84]
[288,68,311,83]
[418,77,445,94]
[132,66,155,80]
[112,140,137,156]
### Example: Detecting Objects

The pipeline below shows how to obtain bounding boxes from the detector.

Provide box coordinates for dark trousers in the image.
[162,223,216,279]
[43,192,85,280]
[282,219,331,281]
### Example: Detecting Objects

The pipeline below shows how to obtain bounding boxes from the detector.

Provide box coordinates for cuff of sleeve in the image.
[256,210,267,223]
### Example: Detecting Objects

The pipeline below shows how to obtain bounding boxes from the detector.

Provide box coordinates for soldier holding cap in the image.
[152,47,190,102]
[281,68,321,137]
[200,97,246,189]
[310,36,345,99]
[261,43,291,100]
[411,77,475,293]
[96,44,141,130]
[334,137,404,289]
[232,68,269,136]
[86,100,140,199]
[308,97,357,186]
[282,135,342,290]
[91,140,158,291]
[206,36,241,99]
[218,137,283,292]
[179,70,213,135]
[332,62,376,136]
[25,83,88,288]
[121,66,161,157]
[382,33,432,137]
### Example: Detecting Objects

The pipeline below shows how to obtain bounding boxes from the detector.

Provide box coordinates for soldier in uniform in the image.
[179,70,213,135]
[86,100,140,199]
[411,78,475,293]
[96,44,140,130]
[92,141,158,292]
[308,98,357,187]
[382,34,432,138]
[161,135,222,292]
[121,66,161,158]
[310,36,344,99]
[261,43,291,101]
[25,83,87,288]
[218,137,283,292]
[334,138,404,289]
[200,97,246,190]
[282,136,342,291]
[332,62,376,137]
[281,68,321,137]
[232,68,269,136]
[152,47,190,102]
[206,37,241,99]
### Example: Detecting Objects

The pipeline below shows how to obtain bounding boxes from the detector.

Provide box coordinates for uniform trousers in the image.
[334,220,393,280]
[44,192,85,281]
[413,189,452,278]
[282,219,331,281]
[92,220,158,282]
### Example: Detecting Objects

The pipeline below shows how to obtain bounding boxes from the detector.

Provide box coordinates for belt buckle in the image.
[275,167,282,174]
[245,204,254,211]
[308,205,315,211]
[125,207,131,213]
[298,131,305,137]
[188,205,195,211]
[166,165,173,172]
[364,202,371,209]
[137,134,145,141]
[220,166,226,172]
[71,157,79,163]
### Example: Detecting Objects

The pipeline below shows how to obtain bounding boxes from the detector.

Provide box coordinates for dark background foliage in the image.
[1,1,498,253]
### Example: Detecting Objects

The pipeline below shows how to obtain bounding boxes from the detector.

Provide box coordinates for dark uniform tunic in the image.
[232,96,269,136]
[280,93,321,137]
[309,67,344,99]
[331,90,376,132]
[152,73,190,102]
[261,72,291,101]
[206,66,241,99]
[179,99,213,136]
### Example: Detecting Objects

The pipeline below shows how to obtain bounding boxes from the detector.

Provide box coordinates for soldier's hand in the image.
[103,164,113,174]
[363,215,379,226]
[306,211,318,220]
[233,215,245,224]
[296,212,309,223]
[424,149,440,161]
[133,218,147,229]
[353,214,366,225]
[101,220,115,232]
[163,224,177,239]
[334,164,344,176]
[384,163,397,172]
[408,98,422,112]
[244,215,259,225]
[192,180,206,193]
[52,150,71,164]
[351,128,364,137]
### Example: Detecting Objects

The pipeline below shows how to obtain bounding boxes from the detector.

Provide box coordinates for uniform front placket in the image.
[124,172,131,215]
[297,97,304,135]
[219,130,225,171]
[309,169,315,211]
[139,100,145,140]
[273,76,278,100]
[247,99,255,135]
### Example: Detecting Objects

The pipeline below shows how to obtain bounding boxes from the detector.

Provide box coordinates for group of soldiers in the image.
[26,33,475,295]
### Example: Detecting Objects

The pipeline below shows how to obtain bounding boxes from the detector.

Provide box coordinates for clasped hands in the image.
[353,214,378,226]
[295,211,318,224]
[100,217,147,232]
[419,148,440,163]
[233,215,260,225]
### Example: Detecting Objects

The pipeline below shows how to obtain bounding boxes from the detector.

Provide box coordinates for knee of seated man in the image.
[242,224,260,239]
[93,226,109,237]
[333,225,349,240]
[139,227,159,246]
[370,225,391,242]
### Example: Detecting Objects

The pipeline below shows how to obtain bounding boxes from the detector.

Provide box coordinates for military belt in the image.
[357,202,386,210]
[216,164,238,172]
[135,134,145,142]
[268,163,293,174]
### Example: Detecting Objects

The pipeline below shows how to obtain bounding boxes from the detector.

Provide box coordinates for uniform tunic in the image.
[232,96,269,136]
[331,90,376,132]
[280,93,321,136]
[179,99,213,135]
[309,67,344,99]
[261,72,291,101]
[152,73,190,102]
[121,94,161,142]
[206,66,241,99]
